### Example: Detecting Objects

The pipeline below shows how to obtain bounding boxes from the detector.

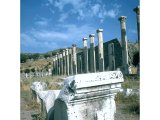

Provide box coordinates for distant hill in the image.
[20,47,83,73]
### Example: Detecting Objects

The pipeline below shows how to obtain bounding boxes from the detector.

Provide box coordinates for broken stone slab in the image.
[49,71,124,120]
[118,88,139,96]
[37,90,60,113]
[124,88,139,96]
[30,82,48,103]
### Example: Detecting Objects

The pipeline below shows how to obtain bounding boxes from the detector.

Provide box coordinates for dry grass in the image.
[122,75,140,89]
[21,75,64,113]
[131,67,137,74]
[115,75,140,114]
[115,93,140,114]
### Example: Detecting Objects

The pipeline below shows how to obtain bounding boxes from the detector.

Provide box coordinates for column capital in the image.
[133,6,140,15]
[83,37,88,41]
[89,34,95,37]
[118,16,127,22]
[96,29,103,33]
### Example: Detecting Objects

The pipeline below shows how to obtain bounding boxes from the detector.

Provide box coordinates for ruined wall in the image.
[77,38,122,73]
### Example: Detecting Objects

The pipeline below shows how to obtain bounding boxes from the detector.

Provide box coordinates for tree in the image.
[20,53,29,63]
[132,51,139,67]
[32,53,40,60]
[31,68,35,73]
[44,53,51,59]
[24,68,30,73]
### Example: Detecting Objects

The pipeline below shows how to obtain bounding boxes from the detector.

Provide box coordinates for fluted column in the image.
[62,50,66,75]
[68,48,73,75]
[118,16,129,74]
[83,38,88,73]
[133,6,140,49]
[89,34,96,72]
[65,49,69,76]
[97,29,104,72]
[72,44,77,75]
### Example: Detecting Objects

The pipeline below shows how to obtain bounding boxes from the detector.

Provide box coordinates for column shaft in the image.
[133,6,140,48]
[63,50,66,75]
[108,43,115,70]
[52,57,55,75]
[89,34,96,72]
[118,16,129,74]
[60,54,63,75]
[69,48,73,75]
[83,38,88,73]
[97,29,104,72]
[72,44,77,75]
[57,54,60,75]
[65,49,69,76]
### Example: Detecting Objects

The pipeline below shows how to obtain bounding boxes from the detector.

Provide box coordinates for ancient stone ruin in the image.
[29,6,140,120]
[51,6,140,76]
[31,71,124,120]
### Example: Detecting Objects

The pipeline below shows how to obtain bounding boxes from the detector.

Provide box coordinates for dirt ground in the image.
[20,76,139,120]
[21,98,139,120]
[21,98,40,120]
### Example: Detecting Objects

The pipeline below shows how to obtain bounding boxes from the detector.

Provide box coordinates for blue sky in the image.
[21,0,139,53]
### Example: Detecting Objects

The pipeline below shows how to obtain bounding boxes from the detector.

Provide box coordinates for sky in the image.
[21,0,139,53]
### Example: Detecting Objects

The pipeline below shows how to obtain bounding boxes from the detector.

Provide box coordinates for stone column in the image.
[57,53,60,75]
[83,38,88,73]
[62,50,66,75]
[77,55,82,74]
[65,49,69,76]
[89,34,96,72]
[52,56,55,75]
[133,6,140,49]
[97,29,104,72]
[55,54,58,75]
[118,16,129,74]
[72,44,77,75]
[69,48,73,75]
[108,43,115,70]
[60,53,63,75]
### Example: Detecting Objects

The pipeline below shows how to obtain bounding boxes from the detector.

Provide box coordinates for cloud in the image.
[34,17,50,27]
[54,0,85,11]
[91,4,101,15]
[58,13,68,22]
[106,9,118,18]
[21,33,37,47]
[32,30,69,41]
[21,23,96,52]
[49,8,55,14]
[21,33,59,52]
[106,3,121,18]
[46,0,121,23]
